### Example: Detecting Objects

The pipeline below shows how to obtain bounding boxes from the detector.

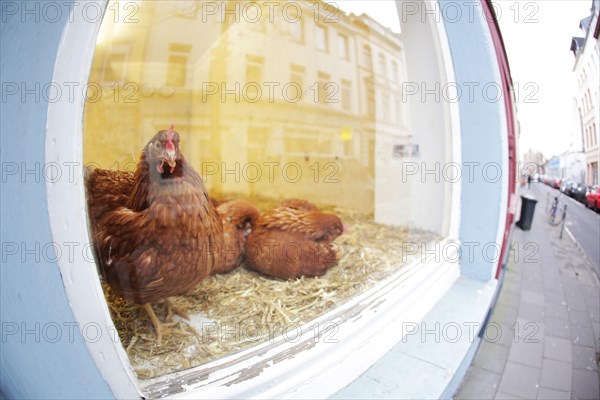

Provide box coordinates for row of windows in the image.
[584,123,598,149]
[242,55,401,121]
[578,49,599,87]
[170,0,403,80]
[101,44,402,124]
[581,87,596,114]
[103,30,403,89]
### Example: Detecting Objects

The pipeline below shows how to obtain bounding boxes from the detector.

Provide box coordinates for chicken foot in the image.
[164,298,189,322]
[142,302,183,345]
[143,303,164,345]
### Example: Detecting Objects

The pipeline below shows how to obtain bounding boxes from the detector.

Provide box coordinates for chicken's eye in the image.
[315,234,328,242]
[155,141,163,149]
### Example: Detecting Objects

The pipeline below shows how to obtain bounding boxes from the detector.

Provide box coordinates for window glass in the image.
[316,25,328,51]
[338,34,349,59]
[84,0,446,381]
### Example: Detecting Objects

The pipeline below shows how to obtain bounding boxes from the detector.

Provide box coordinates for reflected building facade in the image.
[85,0,409,215]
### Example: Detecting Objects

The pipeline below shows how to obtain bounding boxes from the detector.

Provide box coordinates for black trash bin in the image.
[516,194,537,231]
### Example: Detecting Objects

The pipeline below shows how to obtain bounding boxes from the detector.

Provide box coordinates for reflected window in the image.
[317,71,332,104]
[166,43,191,87]
[394,94,402,124]
[379,53,387,78]
[365,78,375,116]
[338,34,349,60]
[363,45,372,69]
[246,54,264,98]
[176,0,197,17]
[103,45,129,83]
[290,64,305,93]
[316,25,328,52]
[246,55,264,83]
[381,89,390,122]
[341,79,351,111]
[289,10,303,42]
[391,60,399,82]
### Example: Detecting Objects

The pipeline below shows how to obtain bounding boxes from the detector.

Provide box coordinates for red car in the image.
[586,185,600,212]
[552,177,561,189]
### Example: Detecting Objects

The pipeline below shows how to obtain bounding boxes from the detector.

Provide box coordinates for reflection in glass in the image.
[84,0,429,379]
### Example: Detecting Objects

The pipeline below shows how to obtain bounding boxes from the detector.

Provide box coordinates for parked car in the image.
[586,185,600,212]
[551,177,561,189]
[559,180,572,193]
[568,182,587,203]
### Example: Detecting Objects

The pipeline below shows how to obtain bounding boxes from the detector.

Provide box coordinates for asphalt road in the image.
[530,182,600,279]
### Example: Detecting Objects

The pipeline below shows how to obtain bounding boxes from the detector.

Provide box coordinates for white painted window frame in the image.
[45,1,462,398]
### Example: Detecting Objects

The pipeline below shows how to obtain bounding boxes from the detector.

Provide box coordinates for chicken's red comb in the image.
[166,122,175,150]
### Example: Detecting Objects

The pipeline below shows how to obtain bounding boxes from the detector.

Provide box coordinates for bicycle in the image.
[547,196,565,226]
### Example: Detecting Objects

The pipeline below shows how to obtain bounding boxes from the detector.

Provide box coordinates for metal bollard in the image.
[560,204,567,239]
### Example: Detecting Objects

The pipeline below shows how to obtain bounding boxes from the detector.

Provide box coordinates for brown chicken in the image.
[86,124,223,342]
[86,168,135,231]
[245,200,344,279]
[211,199,260,275]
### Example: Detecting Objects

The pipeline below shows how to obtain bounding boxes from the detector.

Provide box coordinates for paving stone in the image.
[572,368,600,400]
[544,303,569,320]
[523,272,544,284]
[572,345,599,371]
[514,318,544,342]
[482,322,515,348]
[570,325,596,347]
[473,342,510,374]
[539,359,571,392]
[545,288,567,304]
[579,286,598,297]
[497,361,541,399]
[521,290,545,307]
[519,304,545,323]
[521,279,544,294]
[543,283,566,293]
[543,336,572,362]
[566,293,589,312]
[494,392,526,399]
[569,309,593,328]
[592,322,600,344]
[583,297,599,322]
[508,339,543,368]
[536,387,570,399]
[455,366,500,399]
[542,270,562,282]
[493,304,519,325]
[498,289,521,308]
[544,317,571,339]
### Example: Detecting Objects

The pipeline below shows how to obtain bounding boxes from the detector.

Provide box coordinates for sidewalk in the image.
[455,187,600,399]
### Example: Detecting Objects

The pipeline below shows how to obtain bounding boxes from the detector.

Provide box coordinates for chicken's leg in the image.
[164,298,189,322]
[143,303,163,345]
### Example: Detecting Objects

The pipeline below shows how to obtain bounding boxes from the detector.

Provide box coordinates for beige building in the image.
[84,0,409,214]
[521,148,546,175]
[571,0,600,185]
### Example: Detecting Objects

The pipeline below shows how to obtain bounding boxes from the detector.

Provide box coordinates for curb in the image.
[564,226,600,284]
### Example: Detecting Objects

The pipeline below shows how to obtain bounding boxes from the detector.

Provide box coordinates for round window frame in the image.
[45,1,462,398]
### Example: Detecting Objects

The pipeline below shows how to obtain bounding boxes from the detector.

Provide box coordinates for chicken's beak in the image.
[165,150,177,172]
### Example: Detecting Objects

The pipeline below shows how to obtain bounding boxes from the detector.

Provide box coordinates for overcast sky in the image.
[333,1,592,159]
[496,0,591,159]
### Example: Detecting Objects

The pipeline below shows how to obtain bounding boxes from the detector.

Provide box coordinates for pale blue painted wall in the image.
[0,2,115,398]
[443,5,505,282]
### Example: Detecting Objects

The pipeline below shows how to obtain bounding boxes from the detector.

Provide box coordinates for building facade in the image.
[571,0,600,185]
[84,0,408,215]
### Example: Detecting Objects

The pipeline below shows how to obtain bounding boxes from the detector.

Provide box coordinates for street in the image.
[530,182,600,279]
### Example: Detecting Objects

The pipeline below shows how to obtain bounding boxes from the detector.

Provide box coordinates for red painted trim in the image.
[480,0,517,279]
